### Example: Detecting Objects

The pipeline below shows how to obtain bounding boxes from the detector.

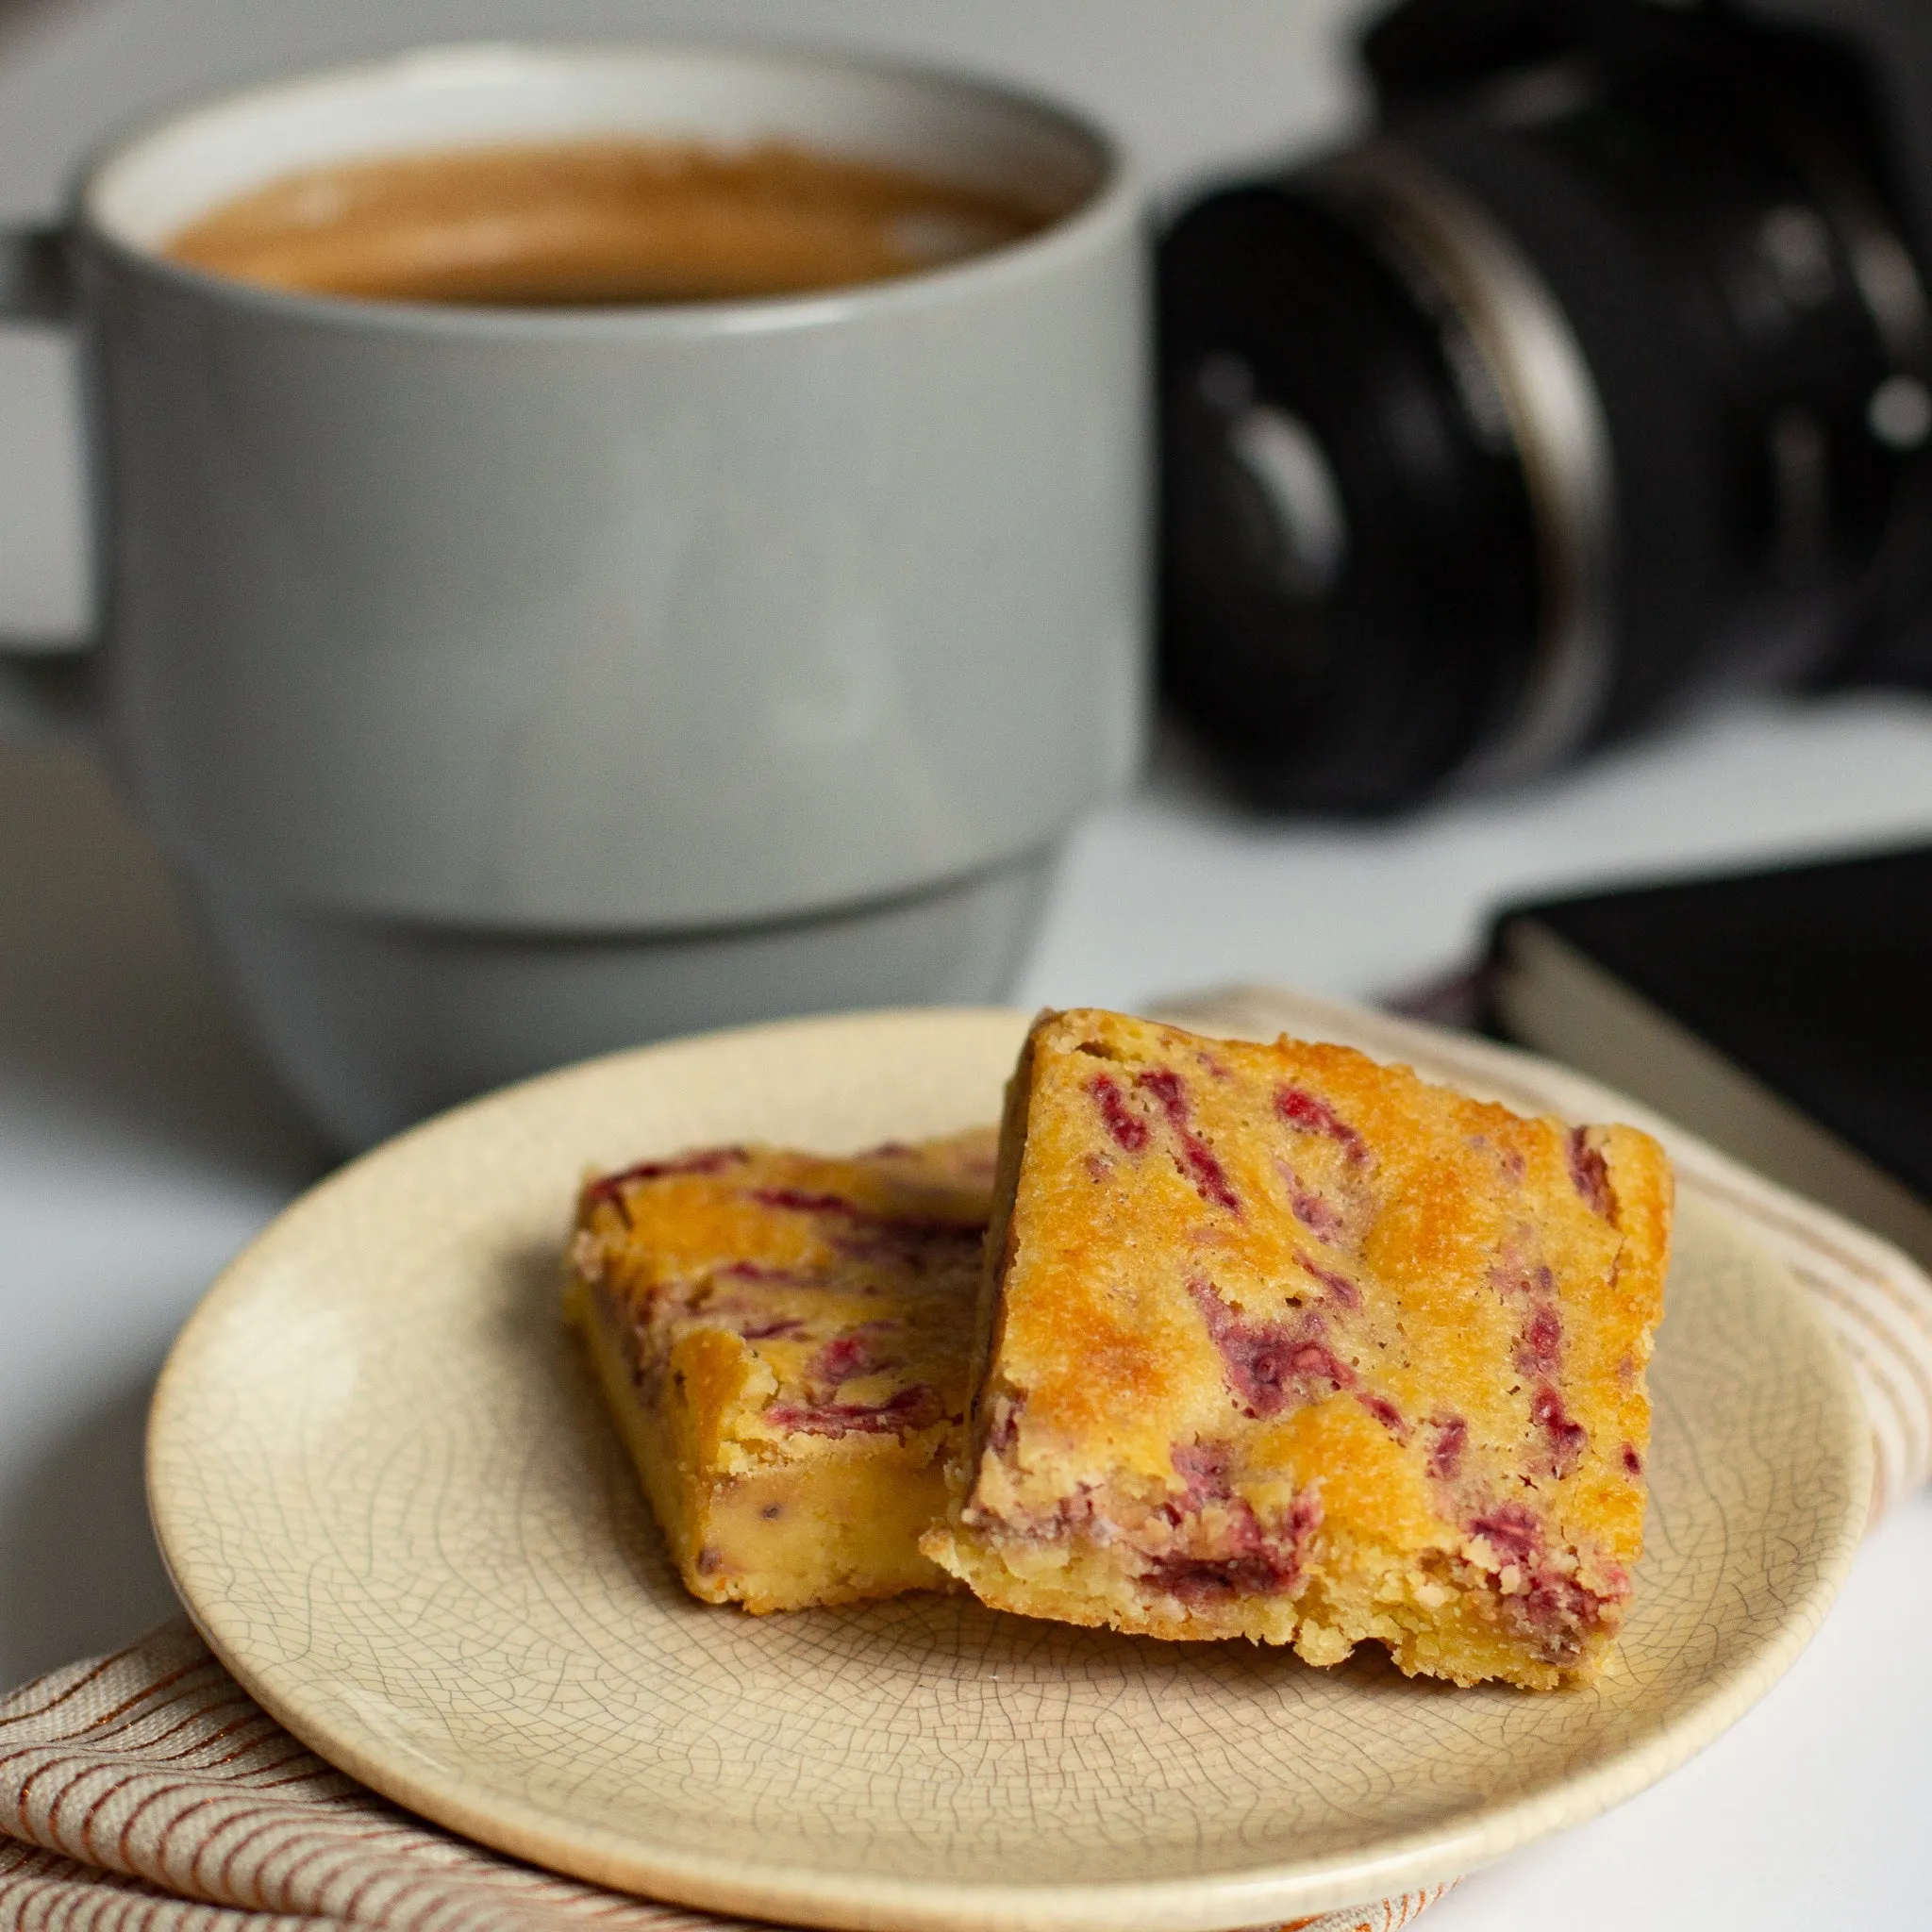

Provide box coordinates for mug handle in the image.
[0,222,99,739]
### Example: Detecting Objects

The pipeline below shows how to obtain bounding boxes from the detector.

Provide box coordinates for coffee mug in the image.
[0,42,1147,1149]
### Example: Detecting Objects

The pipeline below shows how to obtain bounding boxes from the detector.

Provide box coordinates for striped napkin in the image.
[6,984,1927,1932]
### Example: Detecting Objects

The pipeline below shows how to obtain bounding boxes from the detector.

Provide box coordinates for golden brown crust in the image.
[957,1016,1042,1483]
[923,1009,1674,1690]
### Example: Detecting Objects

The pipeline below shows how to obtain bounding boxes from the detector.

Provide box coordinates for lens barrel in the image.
[1160,179,1543,811]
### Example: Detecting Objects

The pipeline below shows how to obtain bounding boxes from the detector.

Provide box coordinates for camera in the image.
[1158,0,1932,811]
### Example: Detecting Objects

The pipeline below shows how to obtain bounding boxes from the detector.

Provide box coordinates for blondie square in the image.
[568,1130,993,1613]
[922,1009,1673,1688]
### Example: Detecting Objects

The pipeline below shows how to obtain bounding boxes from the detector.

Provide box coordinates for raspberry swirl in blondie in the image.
[923,1009,1673,1689]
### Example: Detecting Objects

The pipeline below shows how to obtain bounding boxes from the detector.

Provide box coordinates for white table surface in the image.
[4,3,1932,1926]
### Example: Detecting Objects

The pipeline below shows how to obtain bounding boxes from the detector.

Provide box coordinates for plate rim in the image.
[146,1005,1874,1932]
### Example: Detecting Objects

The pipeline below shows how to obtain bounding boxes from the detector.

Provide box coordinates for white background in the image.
[2,2,1931,1926]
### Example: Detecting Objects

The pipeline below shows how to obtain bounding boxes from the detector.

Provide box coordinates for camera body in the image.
[1159,0,1932,811]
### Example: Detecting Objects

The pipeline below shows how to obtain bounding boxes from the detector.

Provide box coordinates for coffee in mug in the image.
[163,138,1051,306]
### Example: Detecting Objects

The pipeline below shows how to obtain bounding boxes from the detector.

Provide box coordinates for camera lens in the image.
[1159,18,1931,812]
[1160,184,1545,811]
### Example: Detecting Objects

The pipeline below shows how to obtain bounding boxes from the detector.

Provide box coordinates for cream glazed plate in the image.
[147,1006,1870,1932]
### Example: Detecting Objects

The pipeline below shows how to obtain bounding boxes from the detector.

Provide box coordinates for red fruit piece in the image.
[1274,1086,1367,1162]
[1568,1127,1615,1220]
[1190,1279,1354,1417]
[1086,1074,1149,1154]
[1137,1067,1241,1212]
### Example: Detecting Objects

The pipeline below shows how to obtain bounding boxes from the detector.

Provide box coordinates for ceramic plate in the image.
[148,1008,1870,1932]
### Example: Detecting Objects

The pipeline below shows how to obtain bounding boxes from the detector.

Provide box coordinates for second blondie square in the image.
[570,1130,994,1612]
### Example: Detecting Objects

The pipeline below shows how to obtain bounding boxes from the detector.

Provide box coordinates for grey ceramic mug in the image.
[0,42,1147,1149]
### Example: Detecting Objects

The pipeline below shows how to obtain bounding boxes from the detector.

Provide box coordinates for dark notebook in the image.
[1484,842,1932,1269]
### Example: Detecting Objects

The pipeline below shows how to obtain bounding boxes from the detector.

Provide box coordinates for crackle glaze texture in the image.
[147,1007,1870,1932]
